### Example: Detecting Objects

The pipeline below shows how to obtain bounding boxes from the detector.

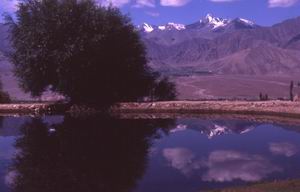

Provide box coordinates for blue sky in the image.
[1,0,300,26]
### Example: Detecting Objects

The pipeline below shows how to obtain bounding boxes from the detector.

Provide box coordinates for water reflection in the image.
[9,115,174,192]
[1,116,300,192]
[163,148,282,182]
[201,150,282,182]
[269,142,298,157]
[175,119,258,139]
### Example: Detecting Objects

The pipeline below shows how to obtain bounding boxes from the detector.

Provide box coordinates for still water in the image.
[0,115,300,192]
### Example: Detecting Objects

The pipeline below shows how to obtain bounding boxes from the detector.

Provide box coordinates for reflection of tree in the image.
[11,115,174,192]
[0,116,4,130]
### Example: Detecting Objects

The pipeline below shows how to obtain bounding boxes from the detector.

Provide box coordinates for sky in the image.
[0,0,300,26]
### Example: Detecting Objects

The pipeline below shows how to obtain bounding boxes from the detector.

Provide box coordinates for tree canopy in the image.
[7,0,176,108]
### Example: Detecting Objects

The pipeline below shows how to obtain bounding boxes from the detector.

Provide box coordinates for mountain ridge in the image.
[140,14,300,75]
[138,14,258,33]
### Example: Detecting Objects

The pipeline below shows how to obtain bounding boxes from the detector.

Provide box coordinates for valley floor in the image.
[174,75,300,100]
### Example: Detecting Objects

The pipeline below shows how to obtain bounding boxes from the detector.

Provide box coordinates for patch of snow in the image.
[166,22,186,30]
[158,23,186,31]
[240,126,254,134]
[143,23,154,33]
[201,13,229,29]
[170,124,187,133]
[208,124,228,139]
[239,18,255,26]
[158,25,166,30]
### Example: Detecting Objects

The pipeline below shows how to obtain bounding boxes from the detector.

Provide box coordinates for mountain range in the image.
[139,14,300,75]
[1,14,300,99]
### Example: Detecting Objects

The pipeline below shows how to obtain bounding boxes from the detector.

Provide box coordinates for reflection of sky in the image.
[0,136,16,160]
[136,120,300,192]
[163,148,282,182]
[202,150,281,182]
[0,136,16,191]
[269,142,298,157]
[163,148,197,176]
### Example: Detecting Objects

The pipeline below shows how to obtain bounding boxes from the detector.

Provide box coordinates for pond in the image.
[0,115,300,192]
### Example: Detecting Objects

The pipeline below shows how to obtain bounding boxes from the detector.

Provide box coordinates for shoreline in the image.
[113,100,300,118]
[0,103,68,115]
[0,100,300,118]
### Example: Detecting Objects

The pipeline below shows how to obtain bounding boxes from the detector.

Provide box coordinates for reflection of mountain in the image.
[176,119,257,139]
[9,115,174,192]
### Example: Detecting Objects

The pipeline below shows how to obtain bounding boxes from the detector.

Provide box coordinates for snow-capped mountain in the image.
[138,14,257,33]
[158,23,186,31]
[141,15,300,76]
[198,13,231,29]
[138,23,155,33]
[137,22,186,33]
[187,14,256,30]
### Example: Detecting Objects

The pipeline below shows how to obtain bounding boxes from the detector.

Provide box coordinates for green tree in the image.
[7,0,176,109]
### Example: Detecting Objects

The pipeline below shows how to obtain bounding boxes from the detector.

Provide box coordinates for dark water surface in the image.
[1,115,300,192]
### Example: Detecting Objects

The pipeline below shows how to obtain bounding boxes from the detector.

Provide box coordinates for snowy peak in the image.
[138,22,186,33]
[237,18,255,26]
[159,22,186,31]
[138,14,257,33]
[138,23,155,33]
[201,13,230,29]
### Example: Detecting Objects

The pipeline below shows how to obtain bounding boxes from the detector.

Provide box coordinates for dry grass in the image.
[174,75,300,100]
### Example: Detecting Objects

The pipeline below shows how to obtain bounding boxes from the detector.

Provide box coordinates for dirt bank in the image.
[1,101,300,119]
[113,100,300,118]
[0,103,68,115]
